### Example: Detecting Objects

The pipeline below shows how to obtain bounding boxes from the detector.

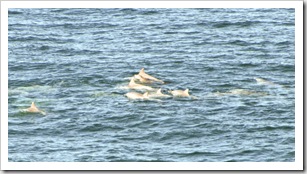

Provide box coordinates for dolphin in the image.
[133,74,154,84]
[125,91,149,100]
[138,68,164,84]
[214,89,268,96]
[21,102,46,115]
[128,78,155,91]
[229,89,267,96]
[254,77,276,86]
[169,89,190,97]
[148,88,171,98]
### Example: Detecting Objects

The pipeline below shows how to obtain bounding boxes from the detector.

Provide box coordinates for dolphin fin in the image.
[139,68,145,75]
[129,78,135,85]
[31,102,38,109]
[143,92,149,97]
[28,102,45,115]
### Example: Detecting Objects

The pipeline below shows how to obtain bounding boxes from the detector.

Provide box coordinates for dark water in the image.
[8,8,295,162]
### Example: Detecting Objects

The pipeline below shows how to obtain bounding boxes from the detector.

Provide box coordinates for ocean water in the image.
[8,8,295,162]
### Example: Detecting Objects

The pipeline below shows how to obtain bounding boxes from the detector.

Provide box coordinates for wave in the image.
[79,123,124,132]
[212,21,261,28]
[247,125,294,133]
[8,10,23,15]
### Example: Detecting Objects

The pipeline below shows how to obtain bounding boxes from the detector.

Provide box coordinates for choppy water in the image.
[8,8,295,162]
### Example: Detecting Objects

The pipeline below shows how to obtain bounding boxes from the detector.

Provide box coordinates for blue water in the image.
[8,8,295,162]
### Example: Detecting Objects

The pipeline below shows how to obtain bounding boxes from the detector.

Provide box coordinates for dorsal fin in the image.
[184,89,189,95]
[31,102,36,108]
[143,92,149,97]
[129,78,135,85]
[28,102,39,112]
[139,68,145,75]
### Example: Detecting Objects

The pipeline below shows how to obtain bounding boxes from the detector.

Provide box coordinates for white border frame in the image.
[1,1,303,170]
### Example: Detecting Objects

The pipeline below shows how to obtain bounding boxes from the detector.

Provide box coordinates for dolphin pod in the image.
[18,74,277,115]
[124,68,193,100]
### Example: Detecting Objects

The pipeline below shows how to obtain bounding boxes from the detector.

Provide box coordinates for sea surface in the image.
[8,8,295,162]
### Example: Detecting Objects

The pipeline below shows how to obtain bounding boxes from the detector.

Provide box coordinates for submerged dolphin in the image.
[138,68,164,84]
[169,89,190,97]
[128,78,155,91]
[254,77,276,86]
[21,102,46,115]
[148,88,171,98]
[125,91,149,100]
[214,89,268,96]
